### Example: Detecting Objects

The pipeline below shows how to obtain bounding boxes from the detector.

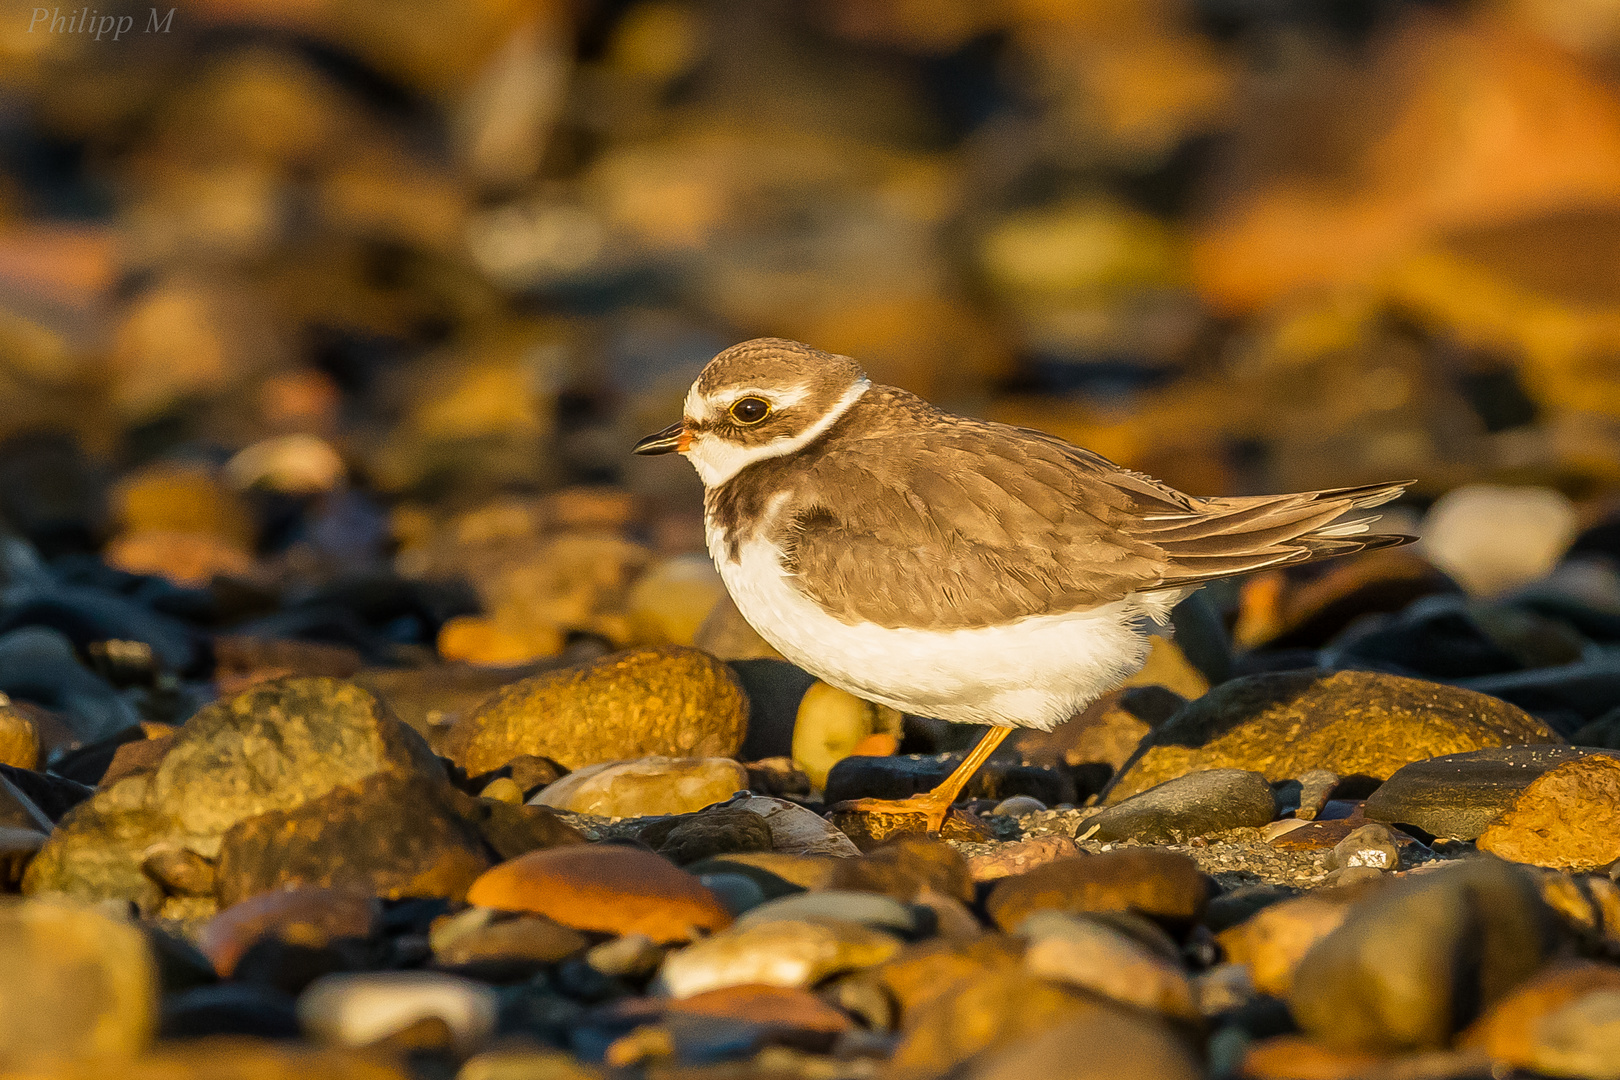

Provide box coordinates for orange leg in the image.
[832,726,1014,833]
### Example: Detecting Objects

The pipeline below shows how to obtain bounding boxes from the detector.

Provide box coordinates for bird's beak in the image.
[633,421,690,455]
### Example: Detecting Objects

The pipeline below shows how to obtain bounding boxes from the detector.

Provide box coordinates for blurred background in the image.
[2,0,1619,677]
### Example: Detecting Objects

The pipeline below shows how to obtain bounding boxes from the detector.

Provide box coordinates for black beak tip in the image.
[633,422,684,456]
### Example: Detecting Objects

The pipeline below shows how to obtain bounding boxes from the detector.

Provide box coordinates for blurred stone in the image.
[586,933,664,980]
[0,626,141,745]
[110,462,254,549]
[465,845,731,943]
[104,530,256,588]
[299,972,497,1053]
[1460,959,1620,1069]
[1477,754,1620,869]
[0,896,156,1069]
[742,758,812,799]
[1364,746,1613,840]
[1245,549,1459,651]
[478,777,523,804]
[825,752,1075,807]
[627,554,725,647]
[531,756,747,817]
[729,660,817,761]
[693,595,782,661]
[828,834,973,904]
[638,805,774,865]
[1217,887,1378,998]
[658,917,902,999]
[437,616,564,667]
[1020,911,1197,1019]
[1421,485,1578,595]
[1089,768,1275,843]
[432,914,587,974]
[101,733,175,787]
[791,681,904,790]
[736,891,916,934]
[198,888,378,979]
[967,836,1082,884]
[444,646,748,774]
[458,1048,603,1080]
[0,695,39,769]
[1328,824,1402,871]
[1526,990,1620,1079]
[224,434,346,495]
[1289,858,1557,1052]
[986,848,1207,934]
[1105,670,1560,802]
[214,637,364,697]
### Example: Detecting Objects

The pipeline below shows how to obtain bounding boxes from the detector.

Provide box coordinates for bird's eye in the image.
[729,396,771,425]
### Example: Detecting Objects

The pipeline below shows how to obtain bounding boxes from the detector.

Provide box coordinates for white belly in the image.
[708,523,1162,730]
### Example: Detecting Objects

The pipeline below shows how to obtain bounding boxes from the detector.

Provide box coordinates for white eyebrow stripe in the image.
[684,382,813,422]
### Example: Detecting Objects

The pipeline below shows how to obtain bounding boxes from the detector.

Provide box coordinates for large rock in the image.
[1104,670,1560,802]
[23,677,451,913]
[0,897,157,1069]
[442,646,749,774]
[1364,746,1616,840]
[1477,754,1620,870]
[1288,857,1558,1052]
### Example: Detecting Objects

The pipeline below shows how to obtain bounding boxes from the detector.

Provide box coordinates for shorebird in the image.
[635,338,1411,830]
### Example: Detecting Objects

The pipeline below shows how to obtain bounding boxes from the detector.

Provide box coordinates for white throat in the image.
[684,378,870,488]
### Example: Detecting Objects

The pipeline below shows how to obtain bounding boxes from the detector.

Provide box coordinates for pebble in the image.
[732,794,860,857]
[586,934,665,979]
[464,844,732,942]
[1089,768,1276,843]
[736,890,918,934]
[1363,745,1606,841]
[1295,769,1340,820]
[298,971,498,1053]
[432,915,589,972]
[0,897,157,1067]
[478,777,523,804]
[991,795,1047,816]
[1020,911,1197,1018]
[985,847,1208,933]
[638,804,773,864]
[530,756,748,817]
[625,553,726,647]
[790,680,903,790]
[443,646,749,775]
[458,1048,605,1080]
[657,917,903,999]
[1523,989,1620,1078]
[1328,823,1403,871]
[961,999,1203,1080]
[696,871,767,916]
[198,888,378,978]
[829,834,974,904]
[1289,857,1557,1051]
[1105,669,1560,802]
[1477,754,1620,870]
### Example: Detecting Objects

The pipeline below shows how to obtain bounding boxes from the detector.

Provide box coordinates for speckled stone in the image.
[1105,670,1560,803]
[1365,746,1613,841]
[442,646,749,774]
[1477,755,1620,870]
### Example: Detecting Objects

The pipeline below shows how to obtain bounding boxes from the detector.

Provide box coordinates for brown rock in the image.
[214,775,490,907]
[432,915,588,972]
[198,888,379,977]
[823,804,991,850]
[455,797,586,862]
[111,463,254,548]
[1217,888,1379,997]
[667,984,850,1034]
[530,756,747,817]
[465,845,731,942]
[104,531,256,588]
[354,663,560,749]
[702,851,840,890]
[968,836,1083,884]
[963,1000,1203,1080]
[1460,960,1620,1067]
[828,834,974,903]
[986,848,1208,934]
[20,1037,412,1080]
[873,936,1025,1021]
[1104,670,1559,803]
[0,698,39,770]
[1239,1035,1390,1080]
[1477,755,1620,870]
[213,637,363,698]
[101,734,176,787]
[443,646,749,774]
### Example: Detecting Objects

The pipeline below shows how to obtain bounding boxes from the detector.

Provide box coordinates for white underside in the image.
[708,516,1180,730]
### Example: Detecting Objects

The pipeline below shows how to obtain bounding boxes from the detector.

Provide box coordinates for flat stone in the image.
[1328,824,1402,871]
[986,848,1208,934]
[666,984,850,1034]
[101,734,176,786]
[736,890,918,934]
[530,756,747,817]
[443,646,749,774]
[1364,746,1615,840]
[0,896,157,1069]
[214,773,491,908]
[968,835,1082,883]
[697,851,839,891]
[658,917,902,999]
[1089,768,1275,843]
[1523,989,1620,1079]
[1104,670,1560,803]
[638,805,774,865]
[586,934,665,979]
[198,888,378,978]
[465,845,731,942]
[298,971,498,1053]
[732,795,859,857]
[1020,911,1197,1019]
[1289,857,1558,1052]
[159,983,301,1039]
[458,798,588,862]
[1477,754,1620,870]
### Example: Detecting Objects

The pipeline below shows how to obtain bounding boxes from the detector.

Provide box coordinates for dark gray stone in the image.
[729,659,818,761]
[824,753,1076,806]
[1363,745,1619,840]
[1088,769,1275,843]
[0,627,138,744]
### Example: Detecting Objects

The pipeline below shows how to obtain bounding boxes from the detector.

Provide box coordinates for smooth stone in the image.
[657,917,902,999]
[791,681,903,790]
[967,835,1082,884]
[962,998,1203,1080]
[0,896,157,1068]
[213,773,491,907]
[1296,769,1340,820]
[991,795,1047,816]
[586,934,665,979]
[1529,991,1620,1080]
[728,659,813,760]
[693,851,838,891]
[827,834,974,904]
[465,845,732,942]
[443,646,749,774]
[986,848,1208,934]
[478,777,523,804]
[1364,745,1616,840]
[1089,768,1275,843]
[460,798,588,862]
[432,914,588,973]
[1478,754,1620,870]
[1216,889,1376,997]
[458,1048,605,1080]
[160,983,301,1039]
[198,888,378,978]
[1328,823,1402,871]
[531,756,747,818]
[696,872,767,916]
[825,752,1076,808]
[1105,669,1561,802]
[1289,857,1557,1051]
[1194,963,1257,1017]
[732,795,860,857]
[1460,960,1620,1069]
[637,805,773,865]
[24,676,451,911]
[1420,483,1577,595]
[1020,911,1197,1018]
[666,984,850,1035]
[299,971,498,1053]
[625,553,725,648]
[698,598,785,664]
[1458,655,1620,726]
[742,757,812,798]
[0,626,139,745]
[1320,593,1547,679]
[0,696,39,768]
[736,890,918,934]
